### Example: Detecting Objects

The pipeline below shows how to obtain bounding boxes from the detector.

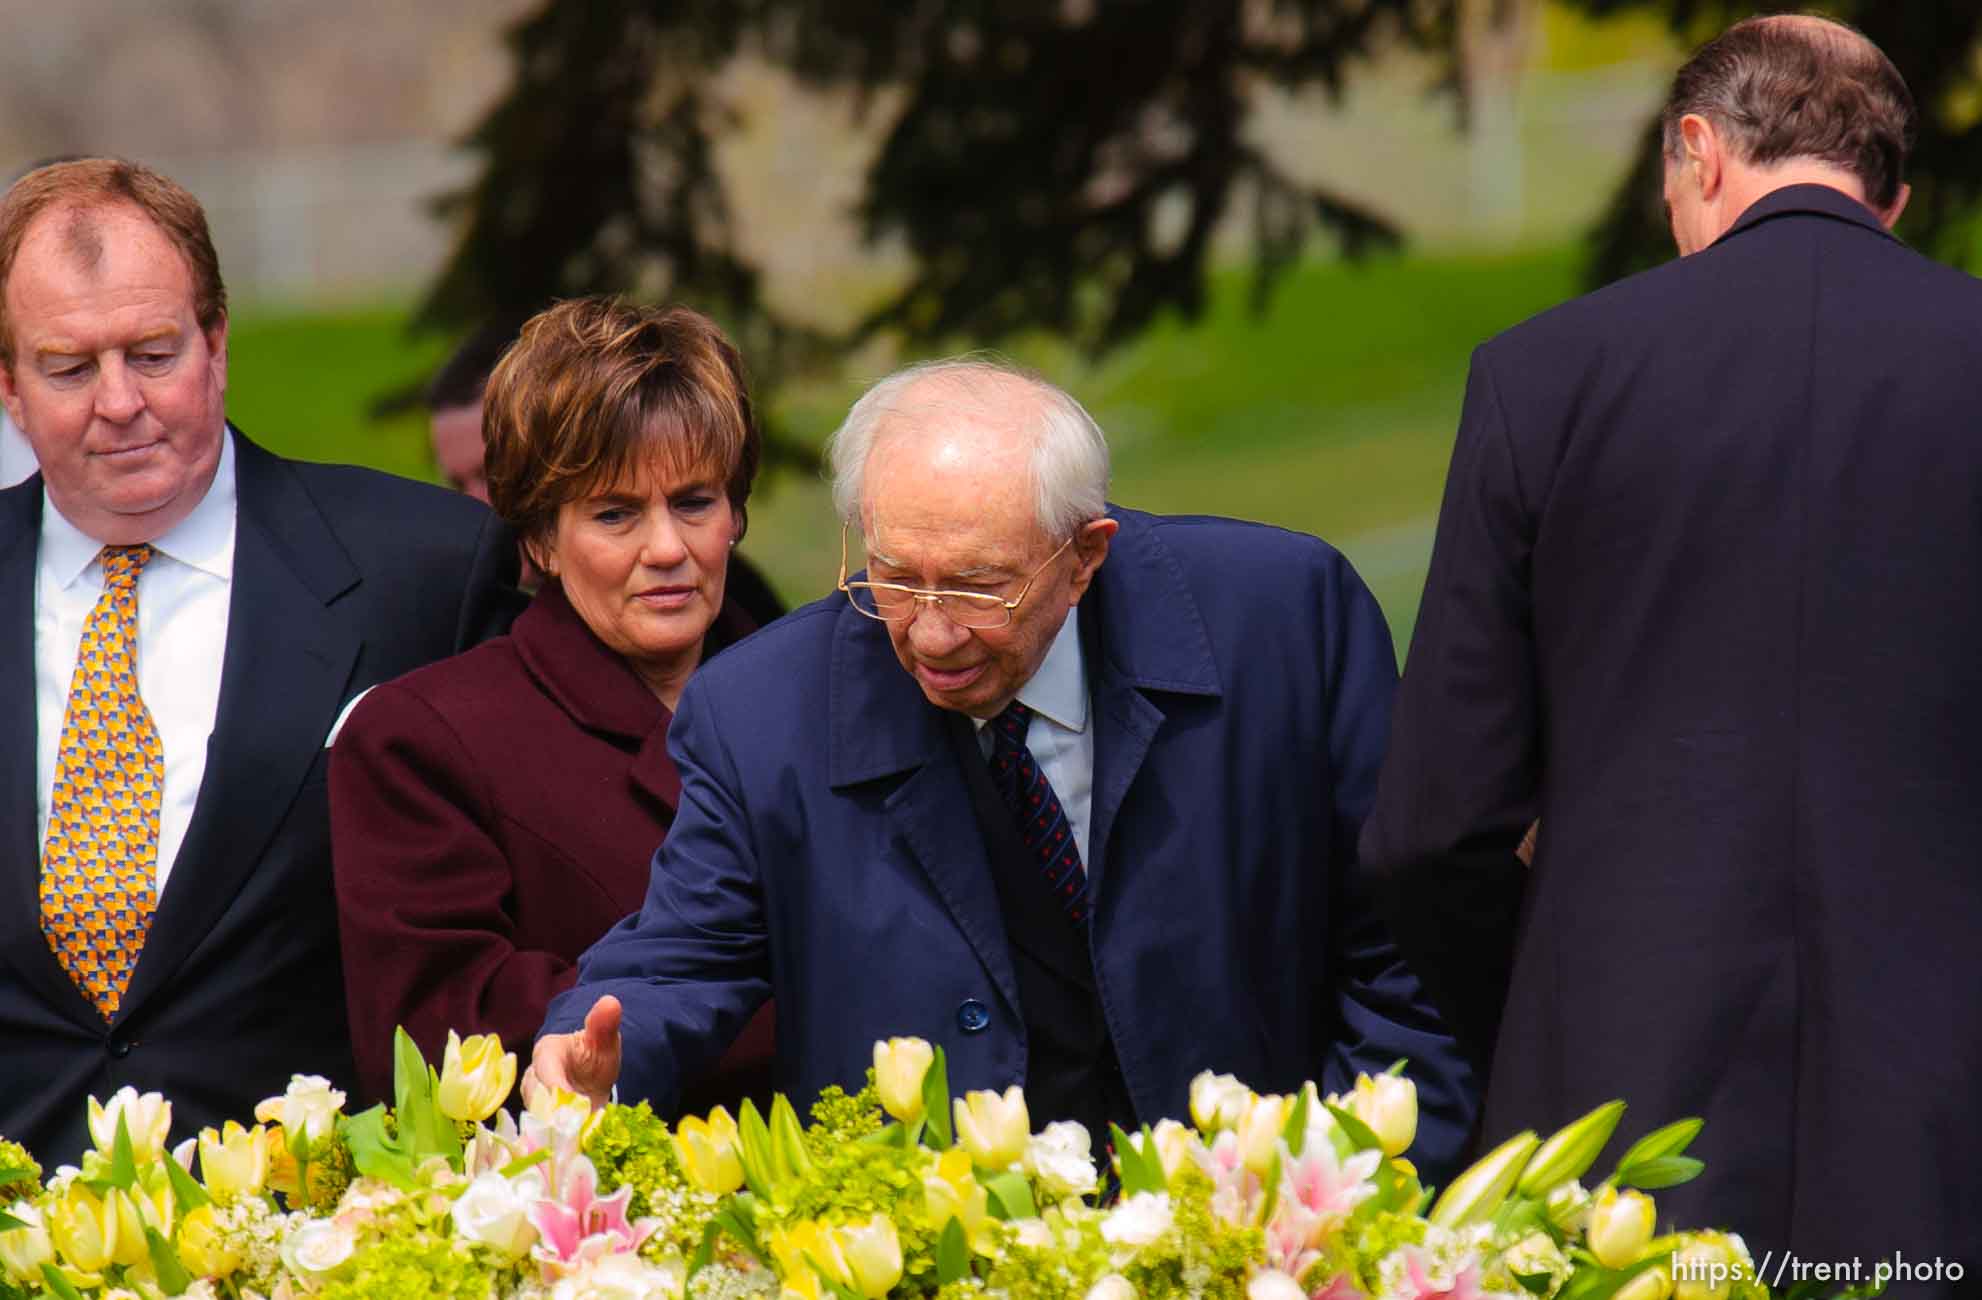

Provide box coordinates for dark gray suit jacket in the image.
[0,427,519,1164]
[1363,186,1982,1289]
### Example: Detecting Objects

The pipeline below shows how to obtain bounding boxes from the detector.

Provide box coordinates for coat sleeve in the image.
[1312,548,1479,1184]
[1357,347,1536,1073]
[540,672,771,1116]
[330,681,577,1103]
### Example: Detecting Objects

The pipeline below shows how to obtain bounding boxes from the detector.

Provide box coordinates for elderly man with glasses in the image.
[532,357,1475,1179]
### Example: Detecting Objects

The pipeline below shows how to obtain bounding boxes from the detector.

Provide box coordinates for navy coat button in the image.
[108,1037,132,1059]
[956,999,990,1033]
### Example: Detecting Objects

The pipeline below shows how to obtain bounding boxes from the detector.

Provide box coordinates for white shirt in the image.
[973,611,1095,869]
[35,432,237,890]
[0,408,35,488]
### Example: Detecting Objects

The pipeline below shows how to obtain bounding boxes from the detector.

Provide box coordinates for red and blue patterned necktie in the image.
[985,700,1088,926]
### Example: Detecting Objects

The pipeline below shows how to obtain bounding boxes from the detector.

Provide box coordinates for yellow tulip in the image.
[1236,1093,1292,1176]
[86,1087,173,1162]
[923,1148,990,1251]
[837,1214,904,1298]
[1588,1186,1657,1269]
[1618,1266,1676,1300]
[47,1182,139,1275]
[1350,1073,1418,1158]
[0,1201,53,1283]
[177,1203,242,1279]
[674,1107,746,1196]
[953,1087,1029,1171]
[872,1037,935,1125]
[771,1220,851,1299]
[1188,1072,1251,1133]
[199,1121,269,1200]
[437,1031,518,1124]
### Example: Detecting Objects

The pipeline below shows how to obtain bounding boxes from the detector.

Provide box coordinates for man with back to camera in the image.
[528,356,1480,1184]
[0,158,520,1164]
[1361,16,1980,1290]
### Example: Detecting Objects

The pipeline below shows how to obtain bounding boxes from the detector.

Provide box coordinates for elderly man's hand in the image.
[524,995,623,1112]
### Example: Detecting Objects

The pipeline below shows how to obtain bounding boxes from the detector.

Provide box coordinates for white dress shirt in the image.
[0,408,36,489]
[973,610,1095,869]
[35,432,237,890]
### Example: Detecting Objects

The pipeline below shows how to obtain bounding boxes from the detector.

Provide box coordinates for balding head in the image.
[828,357,1110,542]
[1661,14,1915,210]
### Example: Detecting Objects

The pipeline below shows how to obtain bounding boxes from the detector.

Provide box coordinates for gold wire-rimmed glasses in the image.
[838,525,1074,629]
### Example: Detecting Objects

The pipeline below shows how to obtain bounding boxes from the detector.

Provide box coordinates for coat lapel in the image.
[1079,510,1223,905]
[118,433,362,1021]
[0,482,99,1026]
[827,603,1022,1025]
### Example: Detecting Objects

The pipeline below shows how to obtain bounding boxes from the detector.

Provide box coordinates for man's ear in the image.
[1679,114,1723,200]
[1878,181,1912,230]
[205,315,229,394]
[1065,516,1118,604]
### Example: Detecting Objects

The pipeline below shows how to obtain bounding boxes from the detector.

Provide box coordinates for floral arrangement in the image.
[0,1031,1875,1300]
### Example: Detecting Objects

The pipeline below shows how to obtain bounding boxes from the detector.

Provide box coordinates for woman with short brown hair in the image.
[330,296,774,1108]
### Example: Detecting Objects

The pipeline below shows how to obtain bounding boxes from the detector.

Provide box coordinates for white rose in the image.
[1085,1275,1136,1300]
[452,1170,542,1259]
[551,1252,687,1300]
[1013,1219,1055,1249]
[280,1219,357,1275]
[1099,1192,1173,1249]
[255,1075,346,1144]
[1544,1180,1592,1235]
[1248,1271,1307,1300]
[1024,1121,1099,1200]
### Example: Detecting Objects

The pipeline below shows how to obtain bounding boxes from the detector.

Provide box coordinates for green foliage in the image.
[804,1079,885,1160]
[316,1233,504,1300]
[587,1100,721,1259]
[0,1140,43,1205]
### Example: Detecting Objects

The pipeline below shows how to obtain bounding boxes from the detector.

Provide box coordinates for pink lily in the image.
[526,1152,657,1281]
[1396,1246,1492,1300]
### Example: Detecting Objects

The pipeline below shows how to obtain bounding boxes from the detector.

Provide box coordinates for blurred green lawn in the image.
[227,244,1582,657]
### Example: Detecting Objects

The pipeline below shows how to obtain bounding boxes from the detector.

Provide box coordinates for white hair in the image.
[826,355,1110,540]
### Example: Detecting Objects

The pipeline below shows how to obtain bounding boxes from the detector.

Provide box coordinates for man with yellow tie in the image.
[0,159,520,1164]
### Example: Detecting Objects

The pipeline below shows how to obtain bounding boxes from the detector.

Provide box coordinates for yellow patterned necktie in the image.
[41,543,163,1020]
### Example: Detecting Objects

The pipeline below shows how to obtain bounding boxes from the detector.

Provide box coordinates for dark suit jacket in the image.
[1361,186,1982,1281]
[545,506,1478,1181]
[0,427,519,1166]
[330,579,774,1110]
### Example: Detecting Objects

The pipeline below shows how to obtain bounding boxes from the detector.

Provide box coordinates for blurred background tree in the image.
[415,0,1485,470]
[1571,1,1982,285]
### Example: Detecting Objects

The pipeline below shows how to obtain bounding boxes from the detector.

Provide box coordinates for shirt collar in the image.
[41,426,237,588]
[974,608,1088,733]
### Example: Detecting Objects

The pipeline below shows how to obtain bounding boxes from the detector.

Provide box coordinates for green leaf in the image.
[1281,1087,1311,1157]
[711,1196,764,1263]
[0,1162,36,1186]
[1513,1270,1556,1296]
[0,1210,25,1232]
[688,1219,721,1279]
[1607,1118,1702,1182]
[1109,1124,1163,1196]
[1325,1102,1383,1154]
[337,1105,419,1192]
[920,1047,953,1150]
[982,1170,1037,1221]
[387,1027,462,1167]
[39,1264,85,1300]
[809,1267,862,1300]
[769,1096,815,1183]
[499,1148,551,1179]
[1616,1155,1704,1190]
[1518,1100,1627,1197]
[935,1216,970,1285]
[1556,1253,1669,1300]
[735,1100,778,1200]
[1385,1059,1410,1077]
[109,1113,139,1190]
[145,1224,195,1295]
[165,1149,212,1210]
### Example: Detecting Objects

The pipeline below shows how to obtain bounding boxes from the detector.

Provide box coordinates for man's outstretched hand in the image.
[524,994,622,1112]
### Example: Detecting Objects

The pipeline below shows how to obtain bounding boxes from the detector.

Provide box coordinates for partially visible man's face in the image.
[860,387,1110,719]
[0,202,226,545]
[430,399,490,503]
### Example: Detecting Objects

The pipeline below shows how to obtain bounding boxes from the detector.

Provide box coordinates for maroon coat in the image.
[330,580,773,1109]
